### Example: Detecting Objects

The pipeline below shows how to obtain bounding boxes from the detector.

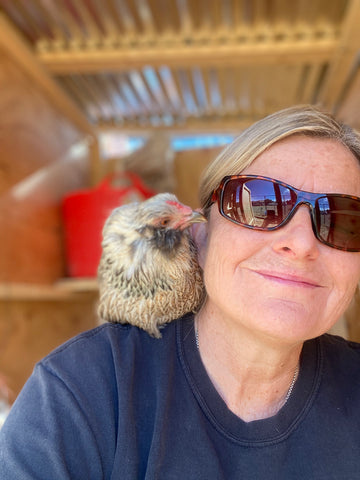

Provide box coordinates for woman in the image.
[1,105,360,479]
[194,105,360,423]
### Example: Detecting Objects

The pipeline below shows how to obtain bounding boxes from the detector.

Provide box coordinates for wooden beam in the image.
[0,13,95,136]
[0,282,97,301]
[38,38,337,74]
[97,117,255,135]
[318,0,360,111]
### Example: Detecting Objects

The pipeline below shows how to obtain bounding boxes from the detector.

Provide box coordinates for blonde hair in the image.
[199,105,360,209]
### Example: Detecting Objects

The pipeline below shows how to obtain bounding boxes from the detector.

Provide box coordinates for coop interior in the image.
[0,0,360,412]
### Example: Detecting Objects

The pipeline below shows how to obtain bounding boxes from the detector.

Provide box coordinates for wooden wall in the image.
[0,47,97,400]
[174,146,223,208]
[0,293,98,401]
[0,47,91,284]
[0,51,80,193]
[344,286,360,341]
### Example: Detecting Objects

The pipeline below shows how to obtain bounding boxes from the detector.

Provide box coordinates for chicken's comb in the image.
[166,200,193,215]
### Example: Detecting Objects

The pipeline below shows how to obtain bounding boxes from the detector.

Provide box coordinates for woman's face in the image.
[198,136,360,343]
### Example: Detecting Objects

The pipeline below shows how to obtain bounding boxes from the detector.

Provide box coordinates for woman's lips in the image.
[253,270,322,288]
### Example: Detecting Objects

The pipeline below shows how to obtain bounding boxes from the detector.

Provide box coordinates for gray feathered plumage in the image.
[97,193,206,338]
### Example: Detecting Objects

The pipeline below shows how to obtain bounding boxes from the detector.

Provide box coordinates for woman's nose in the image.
[271,205,320,259]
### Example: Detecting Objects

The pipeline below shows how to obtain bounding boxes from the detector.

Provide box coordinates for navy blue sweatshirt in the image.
[1,315,360,479]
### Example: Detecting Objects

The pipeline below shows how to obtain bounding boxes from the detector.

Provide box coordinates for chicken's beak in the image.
[179,210,207,231]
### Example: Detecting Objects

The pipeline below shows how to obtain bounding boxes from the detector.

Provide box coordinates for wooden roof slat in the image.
[232,0,251,39]
[117,74,145,117]
[223,67,238,114]
[244,65,273,116]
[158,66,184,113]
[292,0,321,38]
[251,0,270,27]
[200,0,237,41]
[220,0,234,29]
[134,0,156,36]
[19,0,56,41]
[106,75,137,119]
[84,0,120,45]
[50,2,88,48]
[318,0,360,111]
[98,76,131,121]
[231,66,245,113]
[207,0,222,32]
[208,68,223,114]
[215,67,230,116]
[0,0,358,132]
[297,63,325,104]
[58,76,99,122]
[198,68,214,116]
[100,0,125,36]
[337,64,360,128]
[0,1,346,46]
[323,0,348,25]
[192,0,210,37]
[191,68,209,114]
[9,0,44,42]
[177,68,198,116]
[280,64,304,105]
[128,70,159,114]
[150,0,179,37]
[73,75,109,121]
[154,68,178,119]
[236,68,252,115]
[142,66,170,112]
[35,0,71,50]
[91,75,124,121]
[110,0,137,38]
[175,0,193,36]
[295,0,321,26]
[1,0,37,43]
[98,74,127,120]
[247,68,264,117]
[90,75,122,122]
[69,0,104,46]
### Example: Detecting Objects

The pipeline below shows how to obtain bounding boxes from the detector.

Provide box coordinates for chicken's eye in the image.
[159,218,170,227]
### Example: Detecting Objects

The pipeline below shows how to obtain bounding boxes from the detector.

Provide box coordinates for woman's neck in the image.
[194,309,302,422]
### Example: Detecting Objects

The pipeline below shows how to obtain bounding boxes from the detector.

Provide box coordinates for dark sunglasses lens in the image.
[222,178,295,229]
[316,196,360,250]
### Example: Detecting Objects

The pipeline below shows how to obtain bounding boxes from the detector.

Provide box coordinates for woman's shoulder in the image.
[39,321,178,380]
[321,333,360,352]
[42,322,134,360]
[319,333,360,372]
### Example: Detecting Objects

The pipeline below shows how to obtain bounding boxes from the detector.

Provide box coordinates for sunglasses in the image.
[209,175,360,252]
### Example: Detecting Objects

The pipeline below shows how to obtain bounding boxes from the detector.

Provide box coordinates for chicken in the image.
[97,193,207,338]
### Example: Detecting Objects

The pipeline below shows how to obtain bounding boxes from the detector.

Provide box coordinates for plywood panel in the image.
[0,48,92,283]
[337,68,360,130]
[344,285,360,342]
[0,295,98,400]
[174,146,222,208]
[0,49,81,195]
[0,142,91,284]
[0,200,63,284]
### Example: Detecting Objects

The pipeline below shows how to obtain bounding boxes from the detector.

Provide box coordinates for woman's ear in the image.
[191,219,208,269]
